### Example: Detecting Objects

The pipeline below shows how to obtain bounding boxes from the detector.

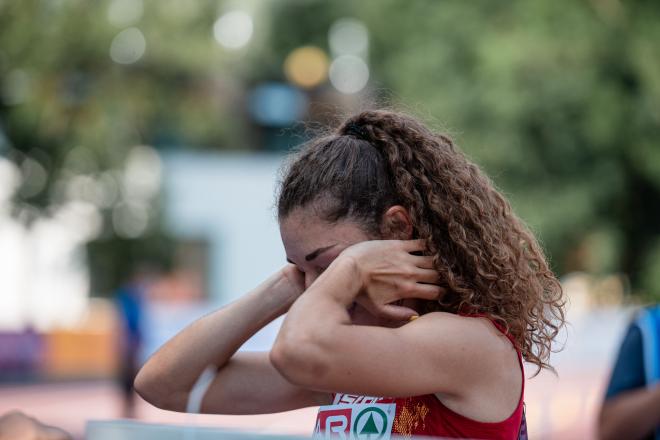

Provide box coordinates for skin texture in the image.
[135,205,522,423]
[134,267,329,414]
[280,205,435,324]
[598,385,660,440]
[0,411,71,440]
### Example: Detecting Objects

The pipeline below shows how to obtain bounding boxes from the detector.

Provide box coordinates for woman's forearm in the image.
[270,257,361,384]
[134,269,298,408]
[281,256,360,335]
[270,241,438,391]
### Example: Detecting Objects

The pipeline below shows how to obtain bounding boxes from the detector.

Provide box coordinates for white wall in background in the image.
[162,152,287,304]
[0,158,90,331]
[151,152,288,355]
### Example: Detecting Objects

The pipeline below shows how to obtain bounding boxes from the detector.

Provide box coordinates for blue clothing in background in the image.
[605,309,659,440]
[605,324,646,399]
[116,284,144,346]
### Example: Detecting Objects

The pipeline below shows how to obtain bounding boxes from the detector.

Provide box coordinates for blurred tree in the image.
[0,0,247,207]
[253,0,660,298]
[354,0,660,298]
[0,0,248,294]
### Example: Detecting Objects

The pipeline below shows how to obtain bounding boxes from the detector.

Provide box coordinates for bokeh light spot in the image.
[249,83,308,126]
[213,11,253,50]
[283,46,329,89]
[329,55,369,94]
[112,201,149,238]
[110,27,147,65]
[328,18,369,57]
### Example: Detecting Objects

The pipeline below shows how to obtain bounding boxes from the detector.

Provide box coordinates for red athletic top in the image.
[313,315,526,439]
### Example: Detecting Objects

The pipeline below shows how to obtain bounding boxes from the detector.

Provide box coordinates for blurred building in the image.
[138,151,289,361]
[161,151,287,303]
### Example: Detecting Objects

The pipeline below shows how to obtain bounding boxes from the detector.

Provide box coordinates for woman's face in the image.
[279,206,418,327]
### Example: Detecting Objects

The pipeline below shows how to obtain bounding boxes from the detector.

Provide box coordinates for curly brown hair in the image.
[277,109,565,374]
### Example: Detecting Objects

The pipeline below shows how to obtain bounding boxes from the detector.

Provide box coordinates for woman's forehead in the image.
[280,210,370,259]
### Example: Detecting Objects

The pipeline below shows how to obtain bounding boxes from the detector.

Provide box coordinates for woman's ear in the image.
[380,205,414,239]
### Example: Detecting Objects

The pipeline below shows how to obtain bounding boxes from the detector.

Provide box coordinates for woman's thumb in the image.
[378,303,419,322]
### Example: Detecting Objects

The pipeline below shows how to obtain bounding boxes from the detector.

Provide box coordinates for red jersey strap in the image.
[458,312,527,440]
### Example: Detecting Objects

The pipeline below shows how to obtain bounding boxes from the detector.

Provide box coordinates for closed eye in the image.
[285,260,305,274]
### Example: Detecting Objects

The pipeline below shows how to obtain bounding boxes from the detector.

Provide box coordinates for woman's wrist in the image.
[339,254,364,289]
[314,255,363,306]
[250,268,302,319]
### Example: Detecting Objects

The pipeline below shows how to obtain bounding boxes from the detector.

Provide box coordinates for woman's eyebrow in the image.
[305,244,337,261]
[286,244,337,265]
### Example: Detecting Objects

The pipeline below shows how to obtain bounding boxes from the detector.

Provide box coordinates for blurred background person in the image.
[598,304,660,440]
[115,265,154,419]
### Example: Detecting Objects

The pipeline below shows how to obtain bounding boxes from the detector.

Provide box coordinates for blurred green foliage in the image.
[356,0,660,300]
[1,0,659,298]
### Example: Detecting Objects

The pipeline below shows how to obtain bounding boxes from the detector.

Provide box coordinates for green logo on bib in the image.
[353,407,388,440]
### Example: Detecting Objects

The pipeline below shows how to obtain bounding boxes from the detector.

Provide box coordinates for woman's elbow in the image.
[133,366,186,412]
[133,367,163,407]
[270,334,329,388]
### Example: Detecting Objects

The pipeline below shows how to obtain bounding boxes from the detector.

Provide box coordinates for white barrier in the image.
[86,420,310,440]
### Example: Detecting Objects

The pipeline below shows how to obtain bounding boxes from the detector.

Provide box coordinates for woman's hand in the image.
[280,263,305,293]
[337,239,443,320]
[269,264,306,316]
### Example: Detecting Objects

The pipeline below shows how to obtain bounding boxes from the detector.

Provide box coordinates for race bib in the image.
[313,403,397,440]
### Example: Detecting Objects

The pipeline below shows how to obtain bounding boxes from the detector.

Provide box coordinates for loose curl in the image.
[277,109,565,374]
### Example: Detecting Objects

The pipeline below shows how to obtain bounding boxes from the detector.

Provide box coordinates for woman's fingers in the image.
[401,239,427,252]
[414,268,440,284]
[347,239,445,310]
[409,255,436,269]
[357,296,418,322]
[377,303,419,322]
[387,279,444,301]
[411,282,446,300]
[395,280,444,300]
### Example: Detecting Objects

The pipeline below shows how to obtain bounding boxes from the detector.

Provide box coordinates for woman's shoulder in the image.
[413,312,524,424]
[412,311,514,347]
[409,311,522,383]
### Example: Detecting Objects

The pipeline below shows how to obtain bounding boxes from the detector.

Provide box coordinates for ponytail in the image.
[279,109,565,374]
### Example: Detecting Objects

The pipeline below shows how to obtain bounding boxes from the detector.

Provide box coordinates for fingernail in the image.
[408,315,419,322]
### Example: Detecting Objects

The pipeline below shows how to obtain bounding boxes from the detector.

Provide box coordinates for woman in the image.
[135,110,565,439]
